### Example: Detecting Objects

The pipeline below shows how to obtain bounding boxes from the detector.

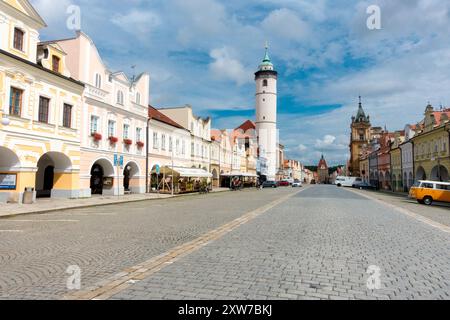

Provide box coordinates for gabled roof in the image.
[236,120,256,132]
[148,105,186,130]
[2,0,47,27]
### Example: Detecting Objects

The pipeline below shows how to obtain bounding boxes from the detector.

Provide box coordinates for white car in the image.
[292,180,303,187]
[335,176,361,187]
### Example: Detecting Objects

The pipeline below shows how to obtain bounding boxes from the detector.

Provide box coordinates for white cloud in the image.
[111,10,161,38]
[209,47,252,86]
[261,8,310,42]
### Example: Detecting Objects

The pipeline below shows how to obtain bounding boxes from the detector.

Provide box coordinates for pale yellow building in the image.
[0,0,84,203]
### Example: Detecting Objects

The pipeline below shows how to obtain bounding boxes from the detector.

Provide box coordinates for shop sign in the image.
[0,174,17,190]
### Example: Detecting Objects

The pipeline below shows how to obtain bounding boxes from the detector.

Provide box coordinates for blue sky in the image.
[31,0,450,165]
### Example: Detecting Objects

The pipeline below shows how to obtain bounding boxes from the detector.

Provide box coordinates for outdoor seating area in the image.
[151,166,213,194]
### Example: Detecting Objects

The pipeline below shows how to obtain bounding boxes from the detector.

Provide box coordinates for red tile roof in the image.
[433,110,450,126]
[148,105,186,130]
[236,120,256,132]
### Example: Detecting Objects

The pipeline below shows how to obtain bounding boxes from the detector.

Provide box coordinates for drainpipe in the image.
[145,116,151,193]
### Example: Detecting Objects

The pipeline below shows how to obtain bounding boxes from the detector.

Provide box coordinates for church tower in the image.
[255,44,278,181]
[349,97,371,176]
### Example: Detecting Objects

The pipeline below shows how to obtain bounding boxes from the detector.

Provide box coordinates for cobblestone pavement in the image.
[350,188,450,227]
[111,185,450,300]
[0,188,296,299]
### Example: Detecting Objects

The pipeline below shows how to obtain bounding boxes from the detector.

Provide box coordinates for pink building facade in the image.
[57,32,150,197]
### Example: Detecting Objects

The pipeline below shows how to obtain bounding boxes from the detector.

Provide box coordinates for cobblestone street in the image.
[1,185,450,300]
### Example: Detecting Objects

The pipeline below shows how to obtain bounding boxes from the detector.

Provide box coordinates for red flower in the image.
[123,139,133,145]
[91,132,102,141]
[109,136,119,144]
[136,141,145,148]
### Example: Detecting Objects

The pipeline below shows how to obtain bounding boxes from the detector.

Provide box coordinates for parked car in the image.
[335,176,361,187]
[352,181,376,190]
[262,181,278,188]
[277,180,290,187]
[409,180,450,205]
[292,181,303,187]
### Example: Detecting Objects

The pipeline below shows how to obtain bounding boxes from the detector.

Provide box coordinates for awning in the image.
[221,172,259,178]
[152,166,213,178]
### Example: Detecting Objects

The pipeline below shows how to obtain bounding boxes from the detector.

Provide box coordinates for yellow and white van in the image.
[409,180,450,205]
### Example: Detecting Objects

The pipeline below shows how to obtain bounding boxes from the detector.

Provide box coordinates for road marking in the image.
[0,230,24,233]
[64,187,309,300]
[347,188,450,234]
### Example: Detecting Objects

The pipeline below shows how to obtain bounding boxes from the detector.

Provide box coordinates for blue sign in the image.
[0,174,17,190]
[114,154,124,168]
[155,165,160,175]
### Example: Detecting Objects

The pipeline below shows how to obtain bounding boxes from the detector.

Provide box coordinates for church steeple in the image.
[353,96,370,124]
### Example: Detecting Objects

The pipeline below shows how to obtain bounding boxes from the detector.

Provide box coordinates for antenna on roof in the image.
[131,65,136,83]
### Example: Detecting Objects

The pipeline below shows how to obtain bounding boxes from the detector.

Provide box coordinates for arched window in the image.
[262,79,268,87]
[95,74,102,88]
[117,90,124,105]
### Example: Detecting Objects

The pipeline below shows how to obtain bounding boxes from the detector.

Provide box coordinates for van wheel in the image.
[423,196,433,206]
[337,184,342,187]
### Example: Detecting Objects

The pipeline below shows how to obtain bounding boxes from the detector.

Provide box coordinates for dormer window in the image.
[52,56,60,73]
[117,90,124,105]
[95,74,102,88]
[13,28,24,51]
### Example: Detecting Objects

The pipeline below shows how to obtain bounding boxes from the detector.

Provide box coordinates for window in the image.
[262,79,268,87]
[182,140,186,155]
[176,139,180,154]
[136,128,142,142]
[123,124,130,139]
[153,132,158,149]
[13,28,24,51]
[191,142,194,156]
[117,90,124,105]
[136,92,141,105]
[9,87,23,116]
[52,56,60,73]
[169,137,173,152]
[108,120,116,137]
[90,115,99,134]
[38,96,50,123]
[161,134,166,150]
[62,104,72,128]
[95,74,102,88]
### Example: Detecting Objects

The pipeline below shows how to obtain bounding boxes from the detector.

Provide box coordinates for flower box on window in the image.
[109,136,119,144]
[136,141,145,148]
[123,139,133,146]
[91,132,102,141]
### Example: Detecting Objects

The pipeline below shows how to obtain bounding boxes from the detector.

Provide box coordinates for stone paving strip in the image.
[64,187,308,300]
[347,188,450,234]
[0,189,230,219]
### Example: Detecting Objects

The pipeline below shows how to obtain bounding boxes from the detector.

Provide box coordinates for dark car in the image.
[277,180,290,187]
[352,181,376,190]
[262,181,278,188]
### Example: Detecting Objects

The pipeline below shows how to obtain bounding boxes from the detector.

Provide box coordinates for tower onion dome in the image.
[259,43,274,71]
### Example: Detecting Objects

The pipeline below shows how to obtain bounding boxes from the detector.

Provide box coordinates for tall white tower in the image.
[255,44,278,181]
